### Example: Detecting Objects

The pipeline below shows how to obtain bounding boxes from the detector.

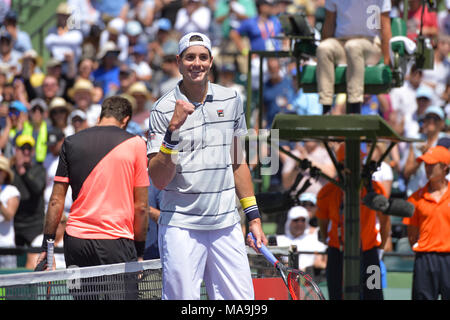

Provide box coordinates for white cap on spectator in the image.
[178,32,211,55]
[108,18,125,35]
[69,109,87,122]
[126,20,143,36]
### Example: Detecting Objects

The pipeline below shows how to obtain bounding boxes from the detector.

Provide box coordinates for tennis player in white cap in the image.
[147,32,267,300]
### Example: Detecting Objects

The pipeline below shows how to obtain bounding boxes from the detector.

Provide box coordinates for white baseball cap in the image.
[287,206,309,221]
[178,32,212,55]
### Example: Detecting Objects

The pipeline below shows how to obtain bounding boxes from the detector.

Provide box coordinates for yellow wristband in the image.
[160,145,178,155]
[240,196,257,209]
[241,48,249,56]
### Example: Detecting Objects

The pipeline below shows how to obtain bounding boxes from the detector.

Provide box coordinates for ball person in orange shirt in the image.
[316,144,391,300]
[404,145,450,300]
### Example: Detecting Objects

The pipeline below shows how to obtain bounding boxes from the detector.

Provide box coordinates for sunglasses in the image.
[19,144,32,152]
[292,217,306,223]
[8,109,20,117]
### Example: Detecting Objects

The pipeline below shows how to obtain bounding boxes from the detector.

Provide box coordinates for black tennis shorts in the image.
[413,252,450,300]
[63,232,137,268]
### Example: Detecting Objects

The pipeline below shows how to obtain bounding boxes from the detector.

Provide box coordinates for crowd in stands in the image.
[0,0,448,296]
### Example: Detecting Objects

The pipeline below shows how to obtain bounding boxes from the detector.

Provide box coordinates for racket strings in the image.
[288,271,324,300]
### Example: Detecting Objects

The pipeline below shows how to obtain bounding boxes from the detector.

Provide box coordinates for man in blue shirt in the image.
[229,0,282,53]
[92,42,120,96]
[263,58,296,128]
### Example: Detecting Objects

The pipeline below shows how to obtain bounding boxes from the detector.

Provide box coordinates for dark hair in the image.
[100,96,132,122]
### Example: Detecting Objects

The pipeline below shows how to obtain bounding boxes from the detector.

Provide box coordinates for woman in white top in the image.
[0,156,20,268]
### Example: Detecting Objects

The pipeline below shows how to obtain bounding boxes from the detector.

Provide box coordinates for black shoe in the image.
[347,103,361,114]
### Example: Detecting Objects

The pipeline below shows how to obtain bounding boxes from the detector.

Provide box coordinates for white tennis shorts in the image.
[158,222,254,300]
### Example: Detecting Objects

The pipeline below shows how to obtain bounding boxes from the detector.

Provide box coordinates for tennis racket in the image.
[249,232,325,300]
[34,239,55,299]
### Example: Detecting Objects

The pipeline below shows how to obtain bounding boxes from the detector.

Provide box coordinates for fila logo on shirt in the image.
[217,109,224,117]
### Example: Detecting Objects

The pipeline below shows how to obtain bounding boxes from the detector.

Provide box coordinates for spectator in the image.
[298,192,319,234]
[217,62,245,103]
[316,143,390,300]
[92,41,121,96]
[214,0,256,59]
[229,0,283,94]
[90,0,126,19]
[174,0,212,37]
[67,0,102,37]
[99,17,129,62]
[125,20,147,51]
[129,43,152,82]
[316,0,391,114]
[2,10,32,54]
[19,49,45,89]
[403,145,450,300]
[0,155,20,268]
[403,105,448,197]
[291,67,323,116]
[422,34,450,107]
[156,54,182,99]
[44,2,83,63]
[111,64,137,97]
[405,0,438,42]
[148,18,178,70]
[371,142,394,198]
[127,81,152,131]
[67,78,101,127]
[76,57,95,82]
[48,97,74,137]
[282,140,336,196]
[11,134,46,267]
[230,0,282,53]
[0,31,22,80]
[19,98,49,164]
[0,0,10,25]
[263,58,296,129]
[119,0,155,29]
[275,206,327,272]
[389,64,424,139]
[69,109,89,133]
[5,101,27,157]
[440,0,450,36]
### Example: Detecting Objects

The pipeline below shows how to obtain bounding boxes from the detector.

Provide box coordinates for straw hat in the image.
[127,81,152,99]
[56,2,72,15]
[96,41,120,60]
[68,79,94,99]
[49,97,72,113]
[19,49,43,67]
[0,155,14,183]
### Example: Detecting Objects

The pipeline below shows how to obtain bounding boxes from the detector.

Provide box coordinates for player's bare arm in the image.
[35,182,68,269]
[231,136,267,251]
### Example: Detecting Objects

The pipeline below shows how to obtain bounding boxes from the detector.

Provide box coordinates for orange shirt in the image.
[55,126,150,240]
[403,181,450,252]
[316,181,387,251]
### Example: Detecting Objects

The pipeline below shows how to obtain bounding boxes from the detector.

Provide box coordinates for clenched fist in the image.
[168,100,195,132]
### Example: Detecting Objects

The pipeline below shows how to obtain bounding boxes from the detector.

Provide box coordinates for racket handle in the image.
[249,232,278,266]
[46,239,54,270]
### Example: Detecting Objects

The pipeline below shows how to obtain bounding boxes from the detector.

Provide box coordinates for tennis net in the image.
[0,246,301,300]
[0,259,163,300]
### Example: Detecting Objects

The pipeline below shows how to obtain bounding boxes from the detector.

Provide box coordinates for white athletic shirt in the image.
[0,185,20,247]
[148,81,247,230]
